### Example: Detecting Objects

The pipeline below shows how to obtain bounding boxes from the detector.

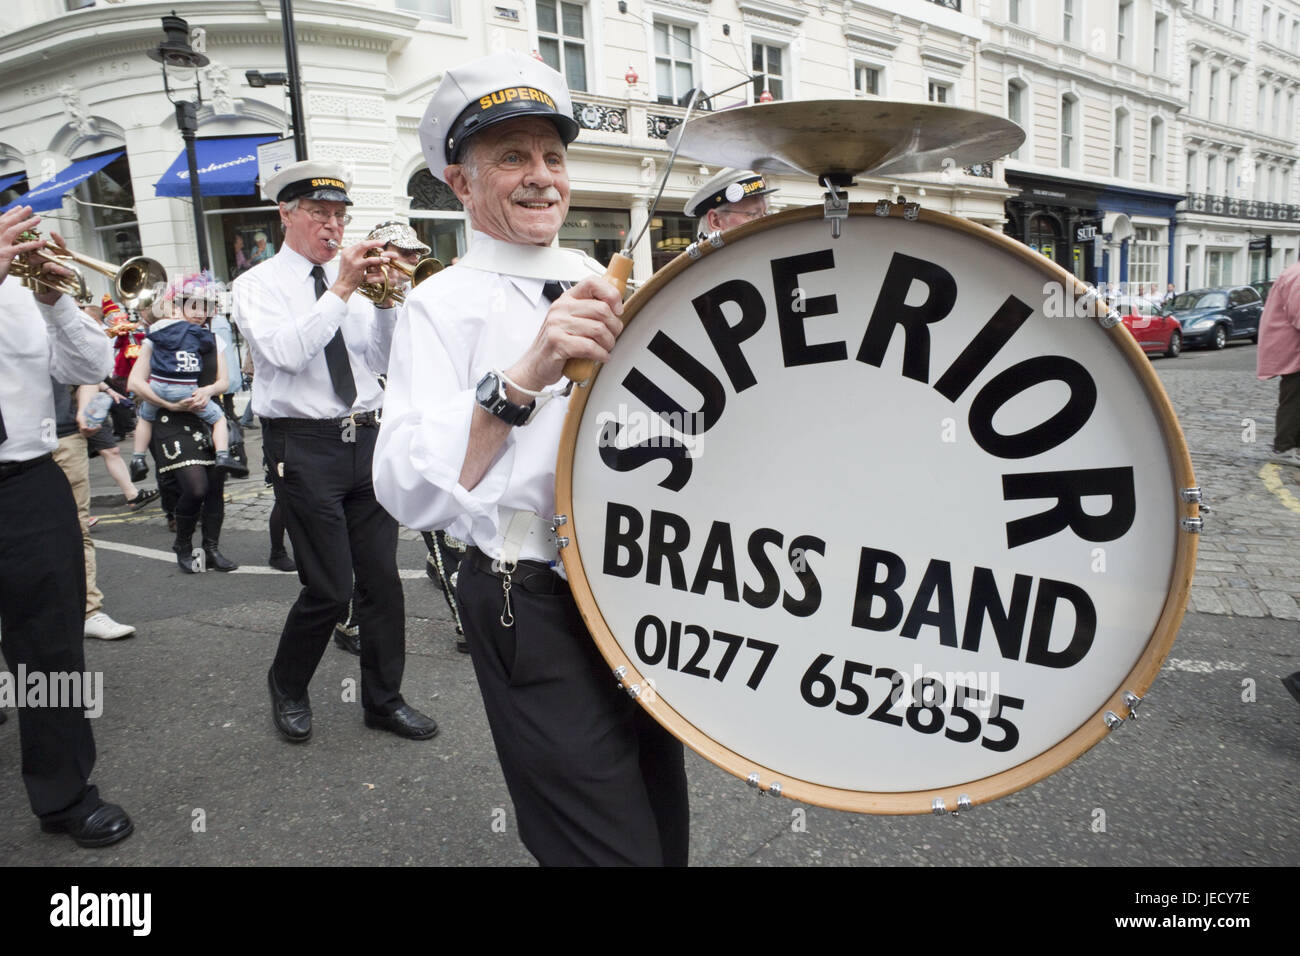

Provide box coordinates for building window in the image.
[1114,108,1129,177]
[1063,0,1074,42]
[752,42,785,101]
[654,20,694,105]
[1153,13,1167,72]
[1188,61,1199,115]
[1225,156,1236,195]
[1227,73,1239,119]
[1212,0,1222,21]
[1207,250,1234,286]
[1061,95,1076,168]
[1008,0,1021,23]
[1274,84,1283,129]
[1186,150,1198,191]
[560,207,630,265]
[395,0,453,23]
[929,80,952,104]
[1117,0,1132,61]
[1149,116,1164,184]
[1257,83,1266,129]
[1208,67,1219,121]
[1253,161,1263,200]
[1290,92,1296,138]
[1262,5,1271,41]
[1205,155,1218,194]
[1232,0,1242,28]
[854,63,880,96]
[1007,80,1024,159]
[536,0,588,93]
[650,211,695,272]
[408,169,468,263]
[1130,226,1161,288]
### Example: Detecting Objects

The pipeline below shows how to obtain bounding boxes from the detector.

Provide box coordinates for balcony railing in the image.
[1182,192,1300,222]
[928,0,961,10]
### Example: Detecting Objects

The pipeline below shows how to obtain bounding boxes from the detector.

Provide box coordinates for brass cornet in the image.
[14,230,168,312]
[325,239,443,305]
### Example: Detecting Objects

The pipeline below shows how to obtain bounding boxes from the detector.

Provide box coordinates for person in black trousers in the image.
[231,160,437,743]
[0,205,133,847]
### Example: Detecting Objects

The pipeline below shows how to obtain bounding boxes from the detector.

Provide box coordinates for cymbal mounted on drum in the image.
[665,99,1026,239]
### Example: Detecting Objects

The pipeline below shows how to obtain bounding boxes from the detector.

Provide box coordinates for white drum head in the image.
[556,205,1197,814]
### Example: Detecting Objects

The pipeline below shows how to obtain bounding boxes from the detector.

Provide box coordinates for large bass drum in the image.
[555,203,1198,814]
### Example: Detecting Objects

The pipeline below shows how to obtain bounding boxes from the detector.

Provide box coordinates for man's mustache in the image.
[511,188,562,203]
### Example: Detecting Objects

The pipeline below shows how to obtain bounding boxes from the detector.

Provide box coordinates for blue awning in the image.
[1,151,123,213]
[0,171,27,193]
[153,135,280,197]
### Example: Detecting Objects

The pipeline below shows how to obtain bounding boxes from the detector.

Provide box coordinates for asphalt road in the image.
[1,339,1296,869]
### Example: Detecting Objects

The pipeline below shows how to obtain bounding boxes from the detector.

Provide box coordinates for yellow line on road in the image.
[1260,462,1300,516]
[90,485,271,526]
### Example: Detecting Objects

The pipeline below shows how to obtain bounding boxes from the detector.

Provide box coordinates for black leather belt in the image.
[0,452,52,481]
[464,546,568,595]
[263,410,382,431]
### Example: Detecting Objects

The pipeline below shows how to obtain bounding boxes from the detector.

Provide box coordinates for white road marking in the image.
[1163,658,1247,673]
[93,538,427,578]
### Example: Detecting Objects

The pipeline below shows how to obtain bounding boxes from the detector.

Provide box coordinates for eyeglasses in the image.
[302,205,352,226]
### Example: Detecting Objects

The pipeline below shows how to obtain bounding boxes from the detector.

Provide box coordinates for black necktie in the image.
[312,265,357,407]
[542,280,567,303]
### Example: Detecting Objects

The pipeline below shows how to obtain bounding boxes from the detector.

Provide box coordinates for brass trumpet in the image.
[326,238,443,305]
[15,230,168,312]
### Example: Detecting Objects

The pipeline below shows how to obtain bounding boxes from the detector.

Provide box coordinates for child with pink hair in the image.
[128,272,243,480]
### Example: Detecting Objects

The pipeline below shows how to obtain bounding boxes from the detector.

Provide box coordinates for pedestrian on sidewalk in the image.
[81,381,157,509]
[1256,259,1300,464]
[49,380,136,640]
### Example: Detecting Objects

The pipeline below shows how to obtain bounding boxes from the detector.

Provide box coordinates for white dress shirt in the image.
[0,277,111,463]
[373,232,602,564]
[230,242,397,419]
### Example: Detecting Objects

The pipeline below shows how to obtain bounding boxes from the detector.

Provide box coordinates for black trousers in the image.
[458,559,690,866]
[0,457,100,822]
[262,421,404,714]
[1276,371,1300,453]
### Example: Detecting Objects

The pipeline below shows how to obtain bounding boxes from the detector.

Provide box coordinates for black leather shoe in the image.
[267,668,311,742]
[1282,672,1300,707]
[204,547,238,572]
[363,704,438,740]
[268,551,297,572]
[333,623,360,656]
[41,802,134,848]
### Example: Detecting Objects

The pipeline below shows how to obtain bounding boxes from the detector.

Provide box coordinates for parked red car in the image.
[1114,295,1183,358]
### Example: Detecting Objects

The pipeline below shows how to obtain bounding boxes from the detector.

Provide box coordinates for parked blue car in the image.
[1163,286,1263,349]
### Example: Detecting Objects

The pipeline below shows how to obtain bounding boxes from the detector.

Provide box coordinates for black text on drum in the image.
[602,502,825,617]
[608,248,1136,548]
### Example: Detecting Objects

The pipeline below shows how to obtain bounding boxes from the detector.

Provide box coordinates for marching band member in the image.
[0,205,133,847]
[685,167,777,239]
[232,160,438,743]
[374,51,689,866]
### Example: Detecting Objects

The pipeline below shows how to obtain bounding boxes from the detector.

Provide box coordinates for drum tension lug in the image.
[931,794,974,815]
[1180,486,1212,515]
[1103,710,1125,730]
[1180,517,1204,533]
[1122,690,1142,720]
[612,665,627,688]
[747,772,760,789]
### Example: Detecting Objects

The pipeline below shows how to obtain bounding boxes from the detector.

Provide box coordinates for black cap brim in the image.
[446,94,579,165]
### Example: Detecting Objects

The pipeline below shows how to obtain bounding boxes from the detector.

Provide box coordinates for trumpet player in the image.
[231,160,439,744]
[0,204,134,847]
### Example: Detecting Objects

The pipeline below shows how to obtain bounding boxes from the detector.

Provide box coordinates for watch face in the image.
[476,372,499,406]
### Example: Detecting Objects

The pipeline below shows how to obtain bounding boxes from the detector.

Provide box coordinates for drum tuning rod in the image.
[562,75,759,385]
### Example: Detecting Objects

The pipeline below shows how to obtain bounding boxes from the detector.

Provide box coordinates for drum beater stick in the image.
[562,75,760,384]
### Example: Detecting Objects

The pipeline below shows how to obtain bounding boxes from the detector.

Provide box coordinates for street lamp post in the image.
[148,12,211,273]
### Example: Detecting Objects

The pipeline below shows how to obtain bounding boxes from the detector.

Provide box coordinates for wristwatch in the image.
[476,370,535,426]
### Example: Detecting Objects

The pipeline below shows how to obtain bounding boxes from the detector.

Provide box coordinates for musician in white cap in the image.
[232,160,439,744]
[685,167,778,239]
[374,50,689,866]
